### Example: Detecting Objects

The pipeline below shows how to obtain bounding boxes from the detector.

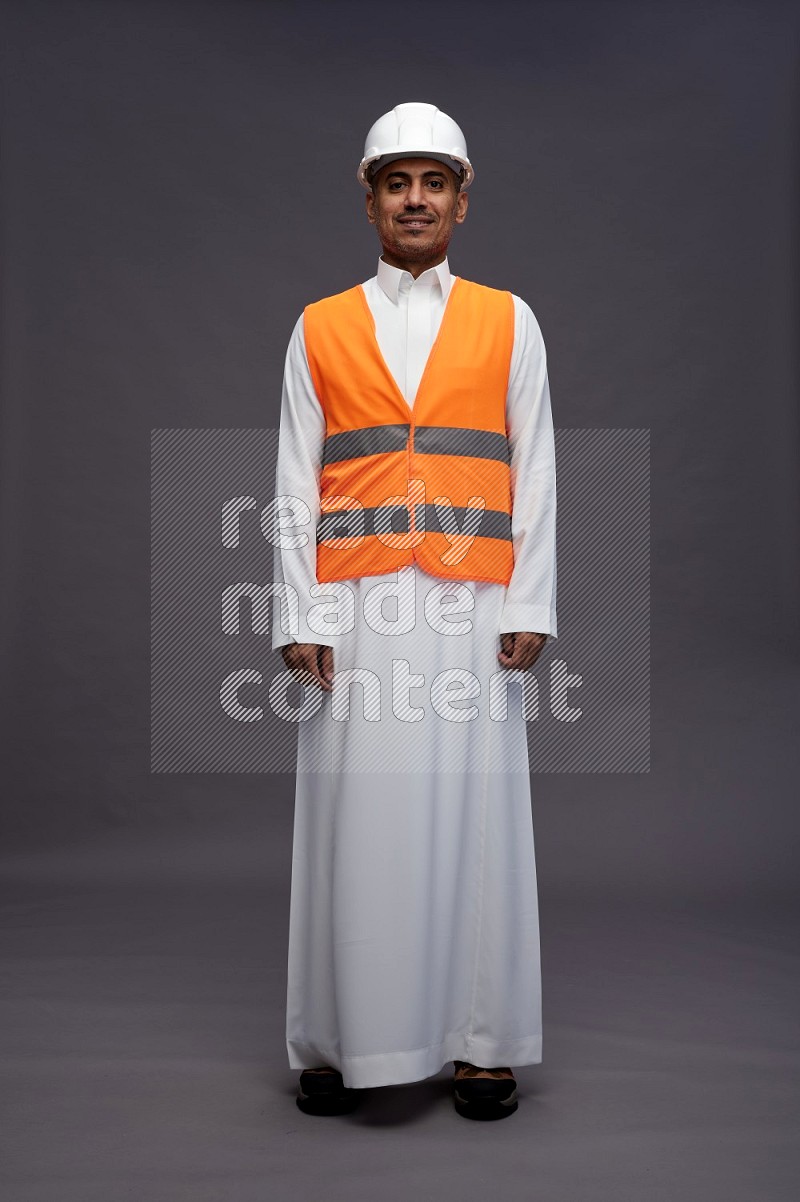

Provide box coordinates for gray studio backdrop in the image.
[0,3,798,893]
[1,4,799,1201]
[1,0,797,901]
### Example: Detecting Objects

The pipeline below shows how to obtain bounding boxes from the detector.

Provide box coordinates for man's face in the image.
[365,157,468,267]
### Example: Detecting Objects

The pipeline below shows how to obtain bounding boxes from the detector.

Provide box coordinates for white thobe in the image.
[272,256,557,1089]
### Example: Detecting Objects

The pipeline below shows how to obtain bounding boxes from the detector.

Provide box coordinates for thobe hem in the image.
[287,1031,543,1091]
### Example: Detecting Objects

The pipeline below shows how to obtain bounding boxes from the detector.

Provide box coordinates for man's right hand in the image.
[280,642,334,693]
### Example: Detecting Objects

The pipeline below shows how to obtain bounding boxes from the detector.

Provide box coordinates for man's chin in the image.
[389,236,443,260]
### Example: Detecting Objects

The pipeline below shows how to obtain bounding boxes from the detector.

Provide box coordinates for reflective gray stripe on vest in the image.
[413,426,511,464]
[317,503,512,543]
[321,424,510,466]
[322,424,410,466]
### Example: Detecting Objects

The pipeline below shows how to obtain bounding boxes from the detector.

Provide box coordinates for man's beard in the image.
[382,223,450,261]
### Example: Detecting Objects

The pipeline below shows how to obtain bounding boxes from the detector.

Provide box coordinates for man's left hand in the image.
[497,632,547,671]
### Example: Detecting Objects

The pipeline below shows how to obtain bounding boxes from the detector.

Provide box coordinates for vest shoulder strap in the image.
[303,285,364,326]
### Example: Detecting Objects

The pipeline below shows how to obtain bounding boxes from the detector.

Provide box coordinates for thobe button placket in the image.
[406,277,433,406]
[403,272,439,540]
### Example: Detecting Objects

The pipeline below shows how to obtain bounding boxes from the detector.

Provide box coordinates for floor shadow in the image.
[348,1074,452,1126]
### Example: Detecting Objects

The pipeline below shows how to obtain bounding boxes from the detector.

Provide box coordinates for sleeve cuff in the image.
[271,622,338,653]
[498,602,558,641]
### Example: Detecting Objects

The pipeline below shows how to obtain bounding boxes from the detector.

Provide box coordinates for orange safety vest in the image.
[303,276,516,586]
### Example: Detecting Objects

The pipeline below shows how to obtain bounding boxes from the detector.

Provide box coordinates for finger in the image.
[283,643,331,692]
[499,636,544,671]
[301,649,332,693]
[320,645,334,686]
[516,636,545,669]
[282,650,301,675]
[497,633,514,666]
[514,634,545,673]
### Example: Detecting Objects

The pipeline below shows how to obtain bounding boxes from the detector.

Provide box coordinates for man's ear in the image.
[455,191,469,224]
[365,190,376,224]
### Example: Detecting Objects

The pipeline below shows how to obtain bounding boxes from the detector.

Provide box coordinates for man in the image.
[271,102,557,1121]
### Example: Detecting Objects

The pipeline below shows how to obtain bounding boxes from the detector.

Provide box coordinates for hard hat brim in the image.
[357,150,474,189]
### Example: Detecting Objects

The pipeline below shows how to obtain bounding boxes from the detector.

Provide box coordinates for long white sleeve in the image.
[498,297,558,639]
[270,314,337,651]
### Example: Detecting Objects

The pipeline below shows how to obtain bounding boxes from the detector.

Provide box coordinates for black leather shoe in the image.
[452,1061,518,1121]
[296,1067,360,1116]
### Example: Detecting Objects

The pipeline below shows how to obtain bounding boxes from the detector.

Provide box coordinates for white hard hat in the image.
[357,102,474,190]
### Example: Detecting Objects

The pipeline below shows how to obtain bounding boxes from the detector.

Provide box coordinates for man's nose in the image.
[404,180,426,208]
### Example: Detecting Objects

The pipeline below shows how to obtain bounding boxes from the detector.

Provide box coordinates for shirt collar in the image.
[376,255,452,304]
